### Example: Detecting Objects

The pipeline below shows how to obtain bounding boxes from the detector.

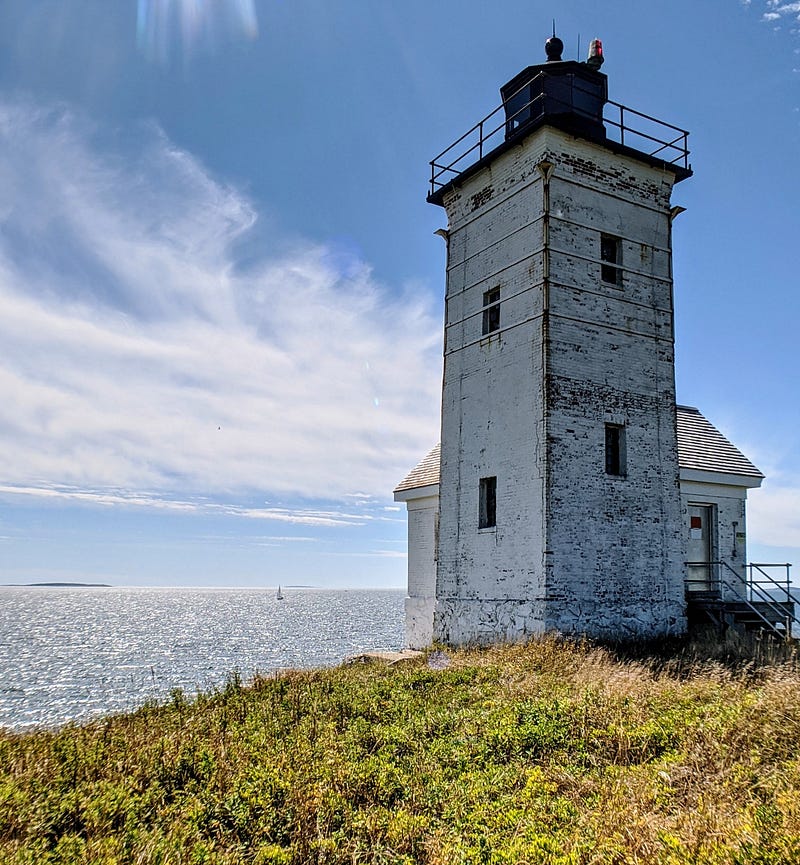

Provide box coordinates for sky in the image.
[0,0,798,589]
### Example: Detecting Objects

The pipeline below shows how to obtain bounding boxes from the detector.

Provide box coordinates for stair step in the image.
[687,597,795,640]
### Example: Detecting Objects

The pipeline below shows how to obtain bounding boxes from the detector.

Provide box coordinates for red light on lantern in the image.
[587,39,604,70]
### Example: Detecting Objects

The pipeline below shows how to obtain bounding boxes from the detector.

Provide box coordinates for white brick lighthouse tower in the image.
[423,36,693,643]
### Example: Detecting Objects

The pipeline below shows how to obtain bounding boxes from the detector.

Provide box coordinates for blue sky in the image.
[0,0,798,588]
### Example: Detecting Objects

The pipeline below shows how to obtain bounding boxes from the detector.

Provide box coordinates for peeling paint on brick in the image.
[470,185,494,211]
[433,125,687,645]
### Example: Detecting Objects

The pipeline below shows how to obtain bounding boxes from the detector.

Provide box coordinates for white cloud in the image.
[0,100,442,507]
[760,0,800,19]
[327,549,408,559]
[261,536,319,543]
[0,481,394,528]
[230,507,368,528]
[768,0,800,11]
[747,484,800,549]
[0,483,202,512]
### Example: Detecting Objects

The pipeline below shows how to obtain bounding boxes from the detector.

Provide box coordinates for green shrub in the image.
[2,637,800,864]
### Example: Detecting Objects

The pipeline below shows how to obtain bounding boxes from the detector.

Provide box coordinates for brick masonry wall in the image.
[433,125,687,643]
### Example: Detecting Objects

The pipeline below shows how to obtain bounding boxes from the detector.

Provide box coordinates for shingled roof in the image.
[676,405,763,479]
[394,444,441,493]
[394,406,762,493]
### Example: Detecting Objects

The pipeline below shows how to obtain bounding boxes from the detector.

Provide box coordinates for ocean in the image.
[0,586,405,732]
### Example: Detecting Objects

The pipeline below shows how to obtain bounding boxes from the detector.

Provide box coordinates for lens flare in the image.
[137,0,258,64]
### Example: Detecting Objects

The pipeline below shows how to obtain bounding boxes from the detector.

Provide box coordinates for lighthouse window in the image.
[605,424,626,476]
[479,476,497,529]
[482,287,501,335]
[600,234,622,285]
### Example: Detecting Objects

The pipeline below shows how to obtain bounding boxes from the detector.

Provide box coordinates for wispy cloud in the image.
[0,481,389,528]
[766,0,800,12]
[0,100,442,510]
[747,483,800,548]
[0,484,202,512]
[230,507,369,528]
[744,0,800,61]
[260,536,319,543]
[327,549,408,559]
[759,0,800,22]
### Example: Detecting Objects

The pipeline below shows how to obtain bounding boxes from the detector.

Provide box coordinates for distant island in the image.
[3,582,112,588]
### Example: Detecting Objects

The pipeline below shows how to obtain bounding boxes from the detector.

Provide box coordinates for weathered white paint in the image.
[398,469,761,647]
[680,471,757,599]
[432,125,688,643]
[393,489,438,648]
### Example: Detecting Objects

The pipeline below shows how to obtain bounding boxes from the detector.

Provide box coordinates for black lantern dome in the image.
[501,33,608,142]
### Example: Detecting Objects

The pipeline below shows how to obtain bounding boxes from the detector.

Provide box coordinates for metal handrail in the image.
[686,560,797,639]
[719,577,792,637]
[429,69,690,196]
[748,562,798,616]
[685,563,722,596]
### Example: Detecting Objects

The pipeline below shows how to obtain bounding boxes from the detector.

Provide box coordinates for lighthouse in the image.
[405,35,696,644]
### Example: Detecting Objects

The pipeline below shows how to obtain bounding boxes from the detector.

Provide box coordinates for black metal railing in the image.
[748,562,794,603]
[429,71,690,197]
[685,561,798,639]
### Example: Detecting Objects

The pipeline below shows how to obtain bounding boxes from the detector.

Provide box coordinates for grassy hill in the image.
[2,636,800,864]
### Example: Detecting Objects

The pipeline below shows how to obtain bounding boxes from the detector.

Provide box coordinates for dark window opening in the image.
[479,476,497,528]
[600,234,622,285]
[605,424,626,476]
[482,287,501,335]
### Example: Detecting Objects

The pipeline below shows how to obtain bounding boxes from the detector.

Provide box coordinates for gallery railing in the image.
[429,70,690,197]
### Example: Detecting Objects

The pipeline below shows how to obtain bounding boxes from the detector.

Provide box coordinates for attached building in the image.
[395,407,763,648]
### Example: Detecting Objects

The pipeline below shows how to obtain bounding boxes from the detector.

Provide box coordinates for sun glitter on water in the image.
[137,0,258,64]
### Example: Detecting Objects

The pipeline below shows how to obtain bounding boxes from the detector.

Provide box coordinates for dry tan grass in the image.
[2,635,800,863]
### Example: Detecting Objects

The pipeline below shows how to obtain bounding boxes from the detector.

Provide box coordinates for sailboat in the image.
[276,585,284,600]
